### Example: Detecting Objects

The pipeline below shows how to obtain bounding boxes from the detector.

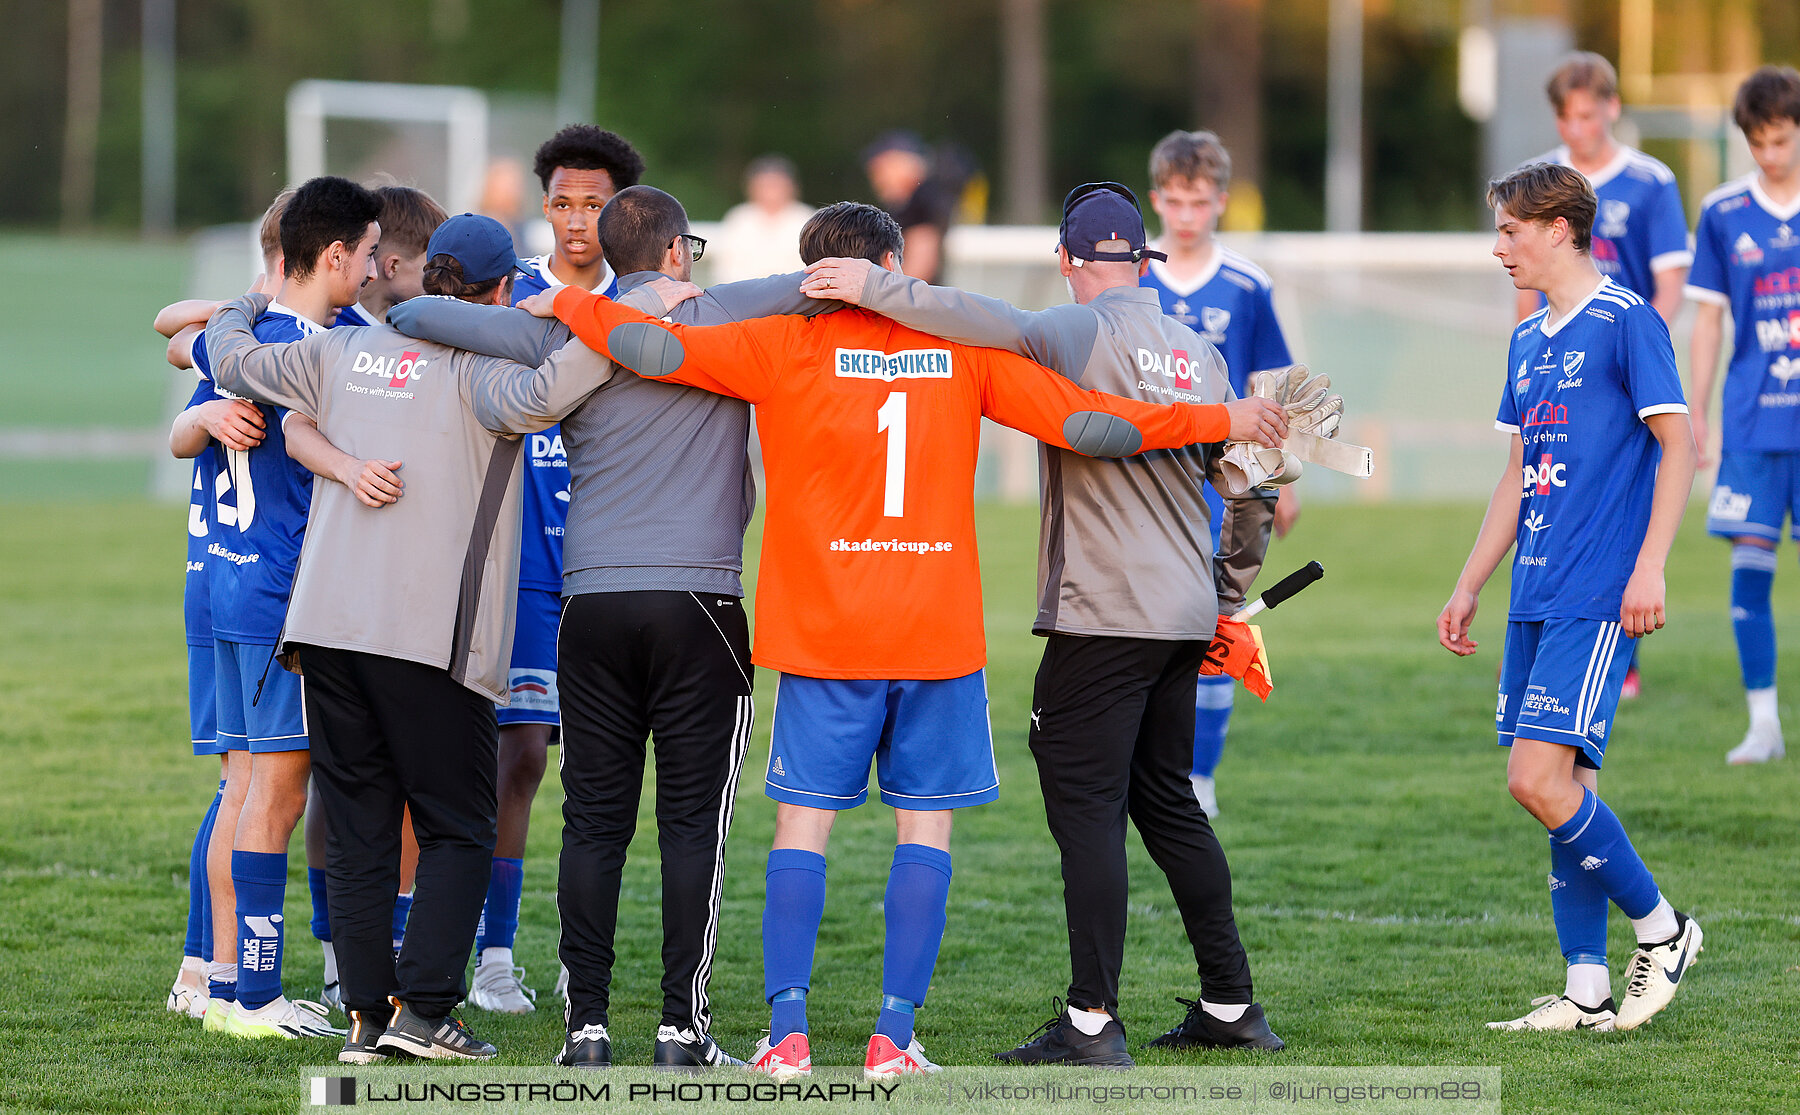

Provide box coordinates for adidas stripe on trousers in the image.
[556,590,754,1034]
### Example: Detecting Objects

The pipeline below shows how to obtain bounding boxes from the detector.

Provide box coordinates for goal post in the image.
[285,80,490,215]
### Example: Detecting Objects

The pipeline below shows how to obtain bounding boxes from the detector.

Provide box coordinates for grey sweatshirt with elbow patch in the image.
[203,293,615,701]
[855,269,1275,640]
[388,270,834,599]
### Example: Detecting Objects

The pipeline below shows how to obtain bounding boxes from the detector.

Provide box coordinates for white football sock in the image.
[1747,686,1780,730]
[206,960,237,987]
[480,946,514,969]
[1066,1006,1110,1035]
[321,940,338,985]
[1631,896,1679,945]
[1202,1000,1248,1023]
[1564,963,1611,1008]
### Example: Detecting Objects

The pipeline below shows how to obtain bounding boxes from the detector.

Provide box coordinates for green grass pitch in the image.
[2,498,1797,1113]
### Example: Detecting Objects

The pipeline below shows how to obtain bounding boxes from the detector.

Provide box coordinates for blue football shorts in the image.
[496,587,562,730]
[1707,450,1800,541]
[214,639,308,754]
[1497,618,1633,770]
[766,669,999,810]
[188,643,223,756]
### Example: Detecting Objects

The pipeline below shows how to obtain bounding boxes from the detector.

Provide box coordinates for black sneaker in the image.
[994,998,1134,1068]
[1146,998,1283,1051]
[339,1010,389,1065]
[375,997,497,1060]
[554,1022,614,1070]
[654,1025,744,1069]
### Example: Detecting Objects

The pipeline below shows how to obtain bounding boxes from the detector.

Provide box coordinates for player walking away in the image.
[1439,163,1701,1033]
[804,183,1289,1063]
[528,200,1288,1080]
[390,185,834,1070]
[1688,66,1800,766]
[170,177,380,1040]
[460,126,647,1016]
[1523,52,1693,701]
[201,213,618,1065]
[1142,129,1297,819]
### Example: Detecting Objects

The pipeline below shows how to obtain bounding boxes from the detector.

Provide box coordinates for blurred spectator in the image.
[863,131,957,283]
[478,158,531,251]
[711,155,815,281]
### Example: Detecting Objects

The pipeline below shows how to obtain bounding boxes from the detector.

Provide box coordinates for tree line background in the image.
[6,0,1799,235]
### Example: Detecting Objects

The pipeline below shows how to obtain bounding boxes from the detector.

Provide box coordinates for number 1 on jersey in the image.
[877,391,907,518]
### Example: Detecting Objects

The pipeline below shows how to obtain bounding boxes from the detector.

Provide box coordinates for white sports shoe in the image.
[1486,994,1616,1031]
[227,995,346,1039]
[1190,775,1219,819]
[749,1032,812,1082]
[1615,913,1703,1031]
[468,959,538,1014]
[864,1033,942,1079]
[1726,724,1785,764]
[321,981,343,1015]
[166,967,209,1020]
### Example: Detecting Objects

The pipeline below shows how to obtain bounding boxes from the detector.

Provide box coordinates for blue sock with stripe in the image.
[476,857,524,952]
[1547,833,1608,968]
[185,780,224,960]
[1731,544,1777,690]
[1547,787,1661,920]
[231,850,289,1011]
[392,891,413,951]
[877,844,952,1047]
[1192,676,1235,778]
[764,849,827,1041]
[308,867,331,942]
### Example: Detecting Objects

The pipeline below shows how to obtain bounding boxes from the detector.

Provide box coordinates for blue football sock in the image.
[185,781,224,960]
[1192,676,1235,778]
[231,850,289,1011]
[1731,544,1778,690]
[207,960,237,1003]
[476,857,524,952]
[392,891,413,950]
[877,844,953,1047]
[764,848,827,1040]
[1547,833,1608,967]
[308,867,331,943]
[1548,788,1661,921]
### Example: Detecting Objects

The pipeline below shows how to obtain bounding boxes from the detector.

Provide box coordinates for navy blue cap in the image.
[425,214,530,285]
[1057,182,1167,264]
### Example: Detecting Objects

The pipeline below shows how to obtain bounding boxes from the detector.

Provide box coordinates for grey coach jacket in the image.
[204,293,614,701]
[854,270,1276,640]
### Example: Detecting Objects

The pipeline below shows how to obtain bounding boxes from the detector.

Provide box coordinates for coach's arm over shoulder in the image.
[389,297,568,367]
[456,337,616,436]
[204,293,328,419]
[806,258,1093,374]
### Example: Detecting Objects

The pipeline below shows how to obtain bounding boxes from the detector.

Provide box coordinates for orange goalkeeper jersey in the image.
[553,286,1228,679]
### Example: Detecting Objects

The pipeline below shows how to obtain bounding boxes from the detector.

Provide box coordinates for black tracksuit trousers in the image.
[555,590,754,1034]
[296,644,499,1019]
[1028,632,1254,1012]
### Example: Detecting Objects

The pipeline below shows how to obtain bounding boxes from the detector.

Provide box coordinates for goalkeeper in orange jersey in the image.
[523,200,1285,1080]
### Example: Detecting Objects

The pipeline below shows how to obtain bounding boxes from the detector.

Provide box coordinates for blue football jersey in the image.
[182,377,221,648]
[509,257,616,591]
[334,301,379,328]
[1541,145,1692,302]
[1140,247,1291,396]
[1496,279,1688,622]
[192,304,323,642]
[1687,177,1800,452]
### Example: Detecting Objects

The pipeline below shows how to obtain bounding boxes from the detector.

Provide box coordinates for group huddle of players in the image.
[155,50,1800,1069]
